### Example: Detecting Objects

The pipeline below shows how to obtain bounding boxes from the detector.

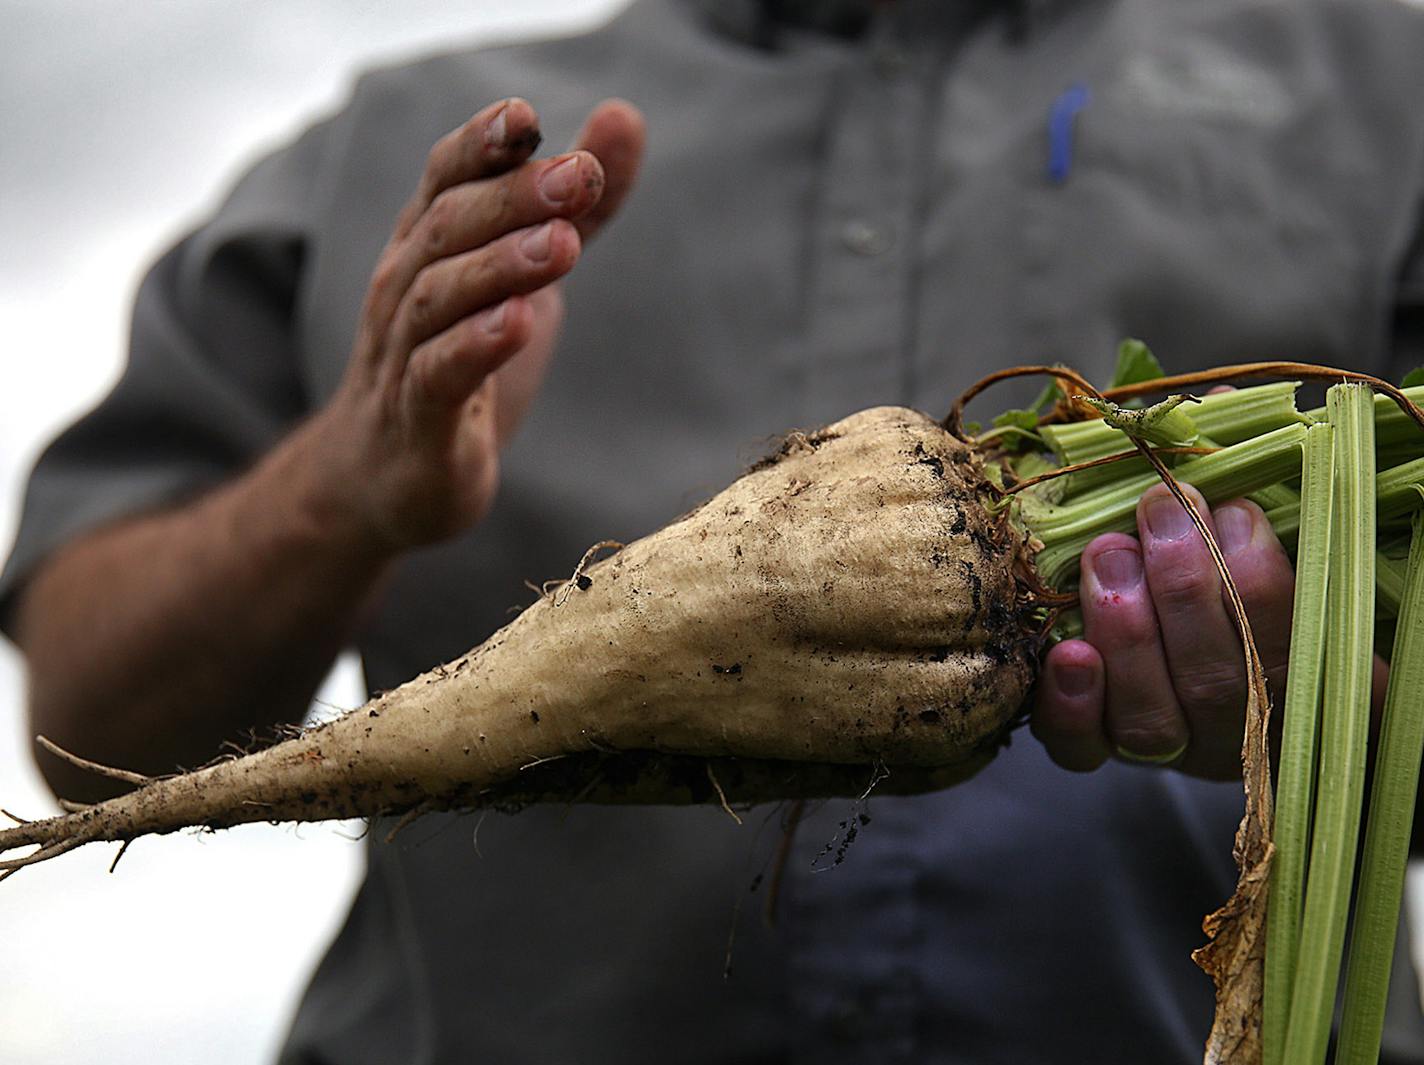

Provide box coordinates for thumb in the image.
[492,286,565,446]
[568,98,646,241]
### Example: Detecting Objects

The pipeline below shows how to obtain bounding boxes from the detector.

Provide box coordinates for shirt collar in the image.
[692,0,875,45]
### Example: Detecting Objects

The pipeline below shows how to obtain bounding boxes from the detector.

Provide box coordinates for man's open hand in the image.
[303,97,646,552]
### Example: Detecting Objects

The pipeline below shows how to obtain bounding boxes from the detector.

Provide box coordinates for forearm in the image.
[12,415,394,802]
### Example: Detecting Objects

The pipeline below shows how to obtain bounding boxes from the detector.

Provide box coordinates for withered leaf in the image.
[1126,439,1275,1065]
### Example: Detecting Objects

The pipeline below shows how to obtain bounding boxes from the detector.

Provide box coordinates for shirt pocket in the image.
[1019,56,1371,375]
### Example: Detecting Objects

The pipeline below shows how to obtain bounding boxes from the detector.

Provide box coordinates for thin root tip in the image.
[36,735,152,787]
[0,835,86,874]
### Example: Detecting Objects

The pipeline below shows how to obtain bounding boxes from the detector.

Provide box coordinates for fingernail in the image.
[1091,546,1143,592]
[539,155,580,203]
[479,301,506,334]
[1056,661,1095,697]
[1144,493,1195,541]
[1115,741,1188,766]
[520,222,553,262]
[1215,503,1255,554]
[484,105,508,148]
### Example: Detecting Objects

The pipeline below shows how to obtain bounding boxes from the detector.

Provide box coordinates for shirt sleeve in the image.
[0,118,336,635]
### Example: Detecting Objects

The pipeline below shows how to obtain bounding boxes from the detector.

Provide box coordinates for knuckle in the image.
[422,191,460,253]
[404,273,438,334]
[1089,600,1159,652]
[405,345,445,404]
[459,249,500,295]
[411,324,497,405]
[1173,662,1244,711]
[1149,566,1219,613]
[488,175,515,223]
[368,256,401,299]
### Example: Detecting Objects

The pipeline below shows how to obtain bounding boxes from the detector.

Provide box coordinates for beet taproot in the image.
[0,406,1040,869]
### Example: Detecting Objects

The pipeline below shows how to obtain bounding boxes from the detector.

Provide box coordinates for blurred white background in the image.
[0,3,626,1063]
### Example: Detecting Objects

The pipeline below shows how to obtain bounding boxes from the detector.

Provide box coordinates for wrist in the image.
[241,406,402,578]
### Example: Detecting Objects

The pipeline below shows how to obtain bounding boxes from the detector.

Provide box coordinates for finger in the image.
[403,295,533,425]
[567,98,646,240]
[394,98,543,241]
[360,99,544,346]
[491,285,564,447]
[1031,639,1111,772]
[1080,532,1191,765]
[409,150,604,269]
[1211,499,1296,703]
[369,152,603,341]
[392,218,582,357]
[1137,484,1247,776]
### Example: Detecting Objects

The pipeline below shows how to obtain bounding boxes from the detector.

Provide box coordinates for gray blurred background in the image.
[0,3,624,1062]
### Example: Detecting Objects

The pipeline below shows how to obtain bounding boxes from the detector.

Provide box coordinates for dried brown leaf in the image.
[1130,443,1275,1065]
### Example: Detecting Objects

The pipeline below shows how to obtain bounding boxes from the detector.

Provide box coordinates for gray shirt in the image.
[6,1,1424,1062]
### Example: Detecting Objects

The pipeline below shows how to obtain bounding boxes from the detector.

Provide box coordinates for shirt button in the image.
[840,219,894,257]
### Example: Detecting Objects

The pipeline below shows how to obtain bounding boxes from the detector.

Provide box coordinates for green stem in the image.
[1377,553,1408,618]
[1377,457,1424,522]
[1265,459,1424,549]
[1306,383,1424,453]
[1335,507,1424,1062]
[1262,423,1335,1065]
[1282,384,1377,1065]
[1040,442,1422,640]
[1042,380,1306,464]
[1025,423,1308,589]
[1039,382,1306,497]
[1259,458,1424,618]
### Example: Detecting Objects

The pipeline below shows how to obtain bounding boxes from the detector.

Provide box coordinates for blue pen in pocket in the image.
[1047,83,1091,185]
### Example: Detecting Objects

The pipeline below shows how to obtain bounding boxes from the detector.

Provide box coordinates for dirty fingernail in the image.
[539,155,580,203]
[1091,546,1143,592]
[520,222,553,262]
[1215,503,1255,554]
[487,108,509,148]
[484,101,518,148]
[1144,493,1195,541]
